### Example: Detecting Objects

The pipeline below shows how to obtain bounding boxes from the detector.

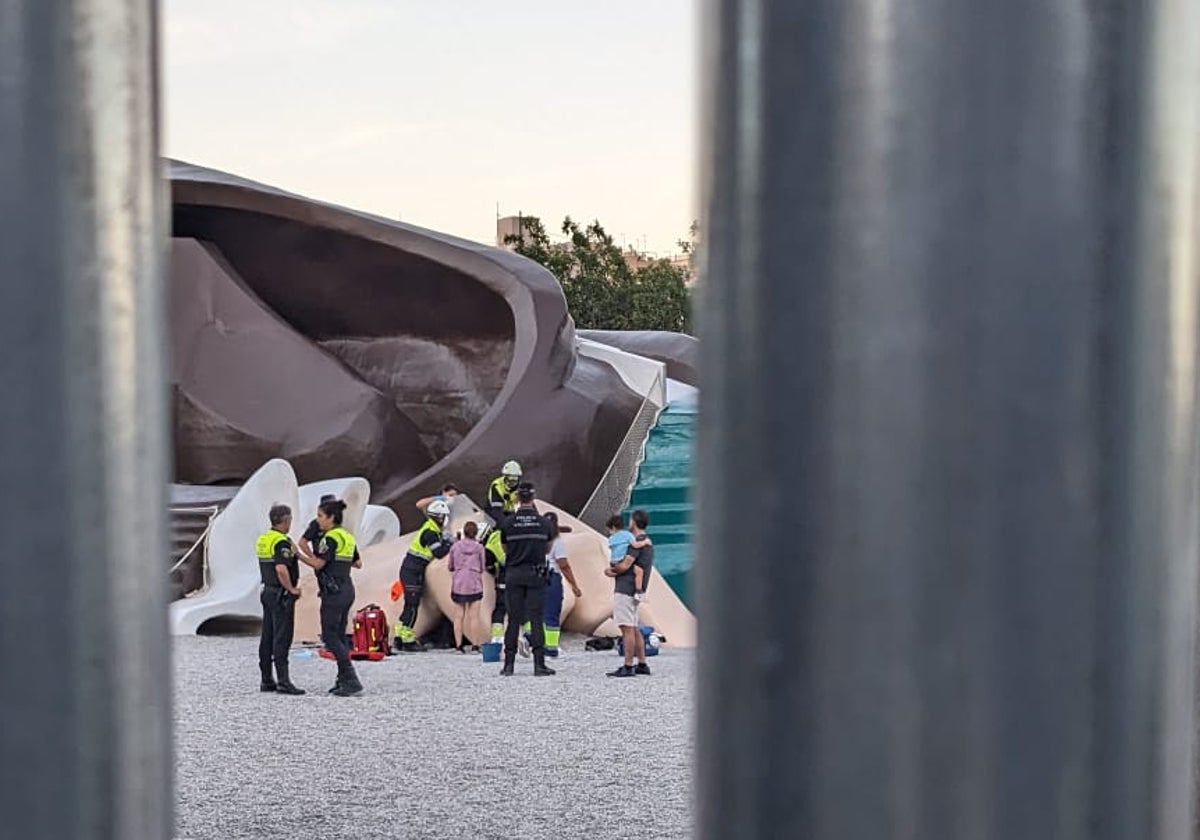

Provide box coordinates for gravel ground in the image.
[174,635,694,840]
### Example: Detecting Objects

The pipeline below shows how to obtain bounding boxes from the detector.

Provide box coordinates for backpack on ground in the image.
[616,624,662,657]
[351,604,390,660]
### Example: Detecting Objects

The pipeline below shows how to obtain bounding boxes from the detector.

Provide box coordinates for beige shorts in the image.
[613,592,639,627]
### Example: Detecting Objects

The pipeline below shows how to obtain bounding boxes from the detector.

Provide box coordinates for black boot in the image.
[275,663,306,696]
[500,650,516,676]
[533,649,556,677]
[331,662,363,697]
[260,665,277,692]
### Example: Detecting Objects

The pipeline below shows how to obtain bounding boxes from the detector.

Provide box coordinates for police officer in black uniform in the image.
[499,483,556,677]
[310,498,364,697]
[256,504,305,695]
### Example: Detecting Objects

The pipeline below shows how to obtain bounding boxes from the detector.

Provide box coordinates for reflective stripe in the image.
[255,530,289,561]
[504,533,547,542]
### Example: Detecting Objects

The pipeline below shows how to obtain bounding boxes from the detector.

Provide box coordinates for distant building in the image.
[496,215,535,248]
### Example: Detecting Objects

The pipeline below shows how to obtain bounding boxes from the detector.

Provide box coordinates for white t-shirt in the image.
[546,537,567,575]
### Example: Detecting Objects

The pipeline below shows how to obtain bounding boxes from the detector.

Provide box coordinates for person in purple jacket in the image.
[447,520,486,652]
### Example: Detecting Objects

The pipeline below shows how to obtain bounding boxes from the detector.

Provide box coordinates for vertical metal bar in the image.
[0,1,169,838]
[696,1,1200,838]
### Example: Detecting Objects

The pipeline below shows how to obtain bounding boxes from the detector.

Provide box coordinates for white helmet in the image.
[427,499,451,524]
[501,460,522,488]
[501,460,523,478]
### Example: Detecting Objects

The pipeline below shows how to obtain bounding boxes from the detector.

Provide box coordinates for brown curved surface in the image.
[169,160,642,513]
[578,330,699,386]
[170,239,432,487]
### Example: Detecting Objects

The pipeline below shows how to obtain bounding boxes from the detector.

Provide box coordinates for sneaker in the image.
[634,663,651,676]
[518,637,531,658]
[607,665,636,678]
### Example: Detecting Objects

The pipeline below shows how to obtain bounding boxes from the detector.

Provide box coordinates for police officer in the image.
[256,504,305,695]
[486,460,523,517]
[393,498,453,652]
[310,498,364,697]
[499,482,555,677]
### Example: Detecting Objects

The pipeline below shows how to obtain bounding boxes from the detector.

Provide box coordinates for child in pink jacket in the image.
[447,520,486,652]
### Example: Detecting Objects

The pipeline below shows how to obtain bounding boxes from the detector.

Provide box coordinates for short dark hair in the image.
[269,504,292,526]
[631,510,650,530]
[319,494,336,504]
[606,514,626,530]
[516,482,536,503]
[442,482,459,494]
[318,498,347,526]
[463,520,478,539]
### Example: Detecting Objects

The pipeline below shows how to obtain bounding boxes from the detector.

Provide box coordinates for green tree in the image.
[631,258,691,332]
[506,215,692,334]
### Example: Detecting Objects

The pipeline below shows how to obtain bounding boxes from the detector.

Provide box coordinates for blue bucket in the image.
[481,641,502,662]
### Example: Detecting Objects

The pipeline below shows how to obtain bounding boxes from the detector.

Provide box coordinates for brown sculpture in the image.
[169,161,644,515]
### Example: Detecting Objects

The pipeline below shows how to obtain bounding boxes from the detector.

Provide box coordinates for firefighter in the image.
[393,498,453,652]
[486,460,523,517]
[483,522,507,641]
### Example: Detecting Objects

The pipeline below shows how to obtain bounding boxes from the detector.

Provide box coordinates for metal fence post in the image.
[696,1,1200,837]
[0,1,169,837]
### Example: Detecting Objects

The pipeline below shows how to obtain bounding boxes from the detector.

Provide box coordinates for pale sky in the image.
[163,1,698,255]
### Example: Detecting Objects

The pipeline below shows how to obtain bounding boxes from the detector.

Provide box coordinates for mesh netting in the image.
[577,372,665,530]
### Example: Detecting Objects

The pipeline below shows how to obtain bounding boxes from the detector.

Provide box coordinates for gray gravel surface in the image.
[174,636,694,840]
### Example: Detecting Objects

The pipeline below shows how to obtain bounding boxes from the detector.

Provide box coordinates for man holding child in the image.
[605,510,654,677]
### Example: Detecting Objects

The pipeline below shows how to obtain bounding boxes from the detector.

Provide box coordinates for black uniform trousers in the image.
[490,565,507,628]
[259,586,295,678]
[398,554,429,629]
[504,566,546,655]
[319,582,356,671]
